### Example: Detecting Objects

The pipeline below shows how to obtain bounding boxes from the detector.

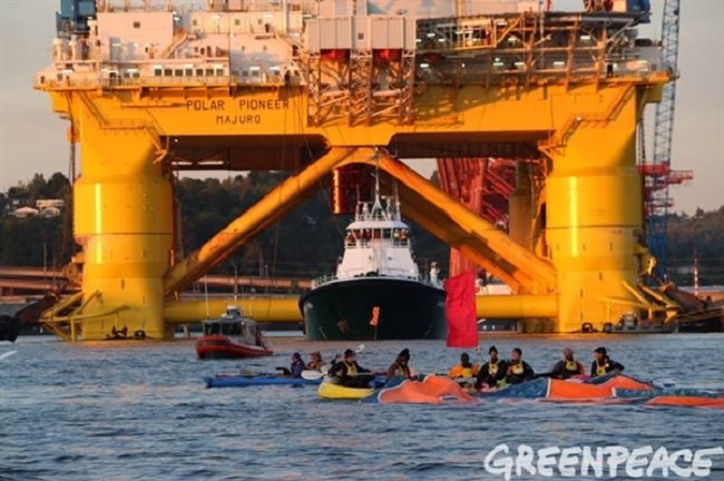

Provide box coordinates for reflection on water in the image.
[1,334,723,480]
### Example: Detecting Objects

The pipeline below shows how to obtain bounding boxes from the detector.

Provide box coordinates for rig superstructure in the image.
[35,0,686,340]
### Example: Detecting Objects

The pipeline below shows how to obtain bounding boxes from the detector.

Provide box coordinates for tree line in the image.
[0,172,448,281]
[1,172,722,286]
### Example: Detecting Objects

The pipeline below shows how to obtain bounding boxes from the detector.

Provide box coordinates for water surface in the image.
[1,334,723,480]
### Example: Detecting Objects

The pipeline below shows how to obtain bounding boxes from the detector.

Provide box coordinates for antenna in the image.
[374,149,380,200]
[371,148,383,215]
[393,180,401,220]
[203,275,210,319]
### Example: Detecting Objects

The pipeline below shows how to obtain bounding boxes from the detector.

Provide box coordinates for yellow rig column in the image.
[74,122,173,340]
[544,89,644,332]
[508,161,549,332]
[508,162,536,253]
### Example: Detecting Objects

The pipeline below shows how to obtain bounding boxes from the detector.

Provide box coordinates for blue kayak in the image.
[203,374,323,388]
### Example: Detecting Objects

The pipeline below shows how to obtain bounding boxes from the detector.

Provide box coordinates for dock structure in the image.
[35,0,678,340]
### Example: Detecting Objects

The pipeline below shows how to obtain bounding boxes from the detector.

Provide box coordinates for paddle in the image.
[300,361,334,381]
[275,366,293,376]
[221,371,277,378]
[0,350,17,361]
[653,379,676,389]
[301,370,324,381]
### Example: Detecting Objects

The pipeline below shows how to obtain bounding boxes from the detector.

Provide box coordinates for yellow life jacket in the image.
[345,362,358,376]
[565,360,580,373]
[488,360,499,376]
[511,362,524,375]
[461,367,473,378]
[596,363,608,376]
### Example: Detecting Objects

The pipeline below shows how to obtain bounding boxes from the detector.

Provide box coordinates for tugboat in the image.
[196,306,273,359]
[299,182,446,341]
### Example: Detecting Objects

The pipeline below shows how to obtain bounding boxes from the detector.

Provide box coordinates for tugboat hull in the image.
[0,315,20,342]
[196,335,274,359]
[300,277,446,340]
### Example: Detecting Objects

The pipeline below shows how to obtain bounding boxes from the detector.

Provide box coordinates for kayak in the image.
[204,374,323,389]
[318,380,375,400]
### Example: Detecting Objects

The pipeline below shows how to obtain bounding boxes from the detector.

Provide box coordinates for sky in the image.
[0,0,722,213]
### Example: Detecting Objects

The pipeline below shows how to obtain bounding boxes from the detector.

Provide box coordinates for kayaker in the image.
[590,347,625,378]
[290,352,306,378]
[329,348,371,387]
[476,345,507,389]
[386,348,414,380]
[276,352,306,377]
[448,352,479,379]
[551,348,586,380]
[505,347,535,384]
[307,351,324,371]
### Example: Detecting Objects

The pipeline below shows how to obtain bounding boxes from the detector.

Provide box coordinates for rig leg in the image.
[509,161,537,251]
[74,128,173,340]
[545,93,644,332]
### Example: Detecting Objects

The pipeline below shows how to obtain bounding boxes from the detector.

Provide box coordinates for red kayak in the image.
[195,305,274,360]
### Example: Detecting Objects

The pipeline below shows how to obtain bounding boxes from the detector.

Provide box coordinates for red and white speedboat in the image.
[196,306,273,360]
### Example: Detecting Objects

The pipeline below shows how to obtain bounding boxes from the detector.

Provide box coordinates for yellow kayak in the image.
[318,380,375,400]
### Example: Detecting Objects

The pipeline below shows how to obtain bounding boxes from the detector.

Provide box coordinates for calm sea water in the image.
[1,333,723,481]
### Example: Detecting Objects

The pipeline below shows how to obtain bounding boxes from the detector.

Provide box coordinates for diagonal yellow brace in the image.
[341,152,558,294]
[395,193,526,293]
[163,147,361,296]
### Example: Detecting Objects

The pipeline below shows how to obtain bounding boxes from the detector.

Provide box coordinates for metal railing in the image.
[311,271,441,289]
[35,72,298,90]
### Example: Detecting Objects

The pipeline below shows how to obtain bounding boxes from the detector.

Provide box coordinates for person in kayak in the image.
[307,351,324,371]
[590,347,625,377]
[448,352,479,379]
[277,352,306,377]
[291,352,306,378]
[551,348,586,380]
[476,345,507,389]
[329,348,372,387]
[386,348,414,380]
[506,347,535,384]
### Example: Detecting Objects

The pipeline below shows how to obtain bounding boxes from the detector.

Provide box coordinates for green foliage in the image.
[175,172,451,279]
[5,171,719,285]
[0,217,64,266]
[0,171,447,279]
[666,206,724,286]
[0,173,75,268]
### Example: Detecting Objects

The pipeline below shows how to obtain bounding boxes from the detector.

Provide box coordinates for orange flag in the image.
[369,306,380,327]
[444,271,478,348]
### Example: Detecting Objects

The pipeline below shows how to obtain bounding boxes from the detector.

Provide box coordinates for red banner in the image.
[444,271,478,348]
[369,306,380,327]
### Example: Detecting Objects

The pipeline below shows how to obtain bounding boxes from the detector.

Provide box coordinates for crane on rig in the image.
[639,0,692,279]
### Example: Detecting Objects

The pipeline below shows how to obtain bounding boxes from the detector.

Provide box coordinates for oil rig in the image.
[30,0,709,341]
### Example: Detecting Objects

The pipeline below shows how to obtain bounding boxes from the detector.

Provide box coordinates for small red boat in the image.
[196,306,273,360]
